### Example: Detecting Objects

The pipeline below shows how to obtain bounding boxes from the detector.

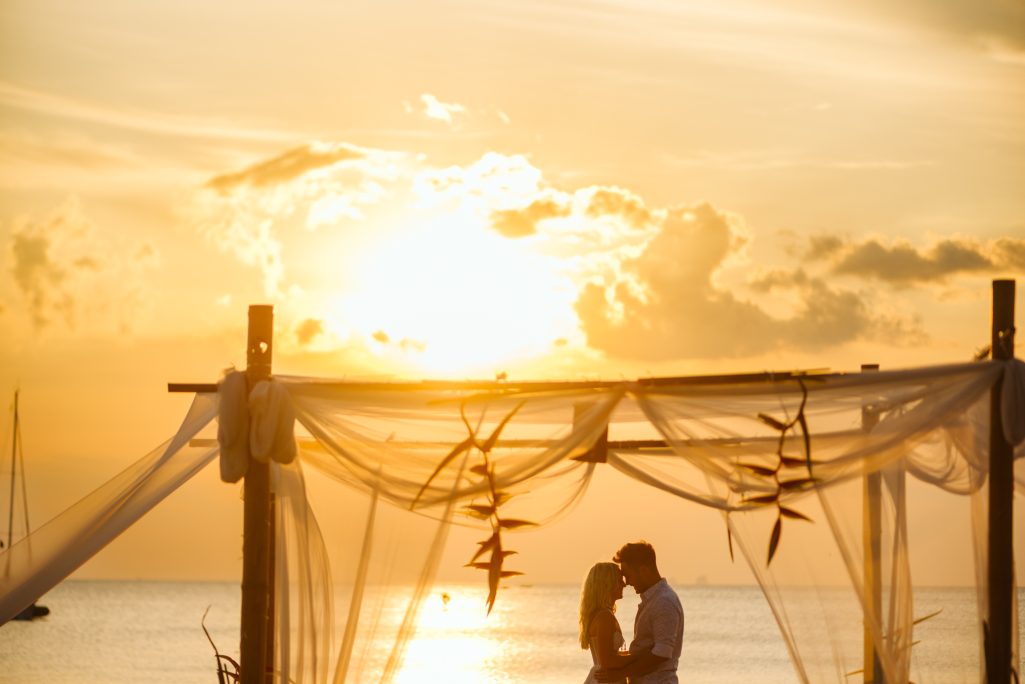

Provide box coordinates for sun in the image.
[322,208,579,376]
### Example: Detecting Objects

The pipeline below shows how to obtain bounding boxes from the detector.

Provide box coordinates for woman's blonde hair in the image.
[578,562,621,649]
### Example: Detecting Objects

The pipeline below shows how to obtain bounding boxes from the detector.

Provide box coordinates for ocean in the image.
[0,581,1020,683]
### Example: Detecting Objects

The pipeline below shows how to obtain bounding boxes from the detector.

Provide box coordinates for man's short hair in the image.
[613,541,657,568]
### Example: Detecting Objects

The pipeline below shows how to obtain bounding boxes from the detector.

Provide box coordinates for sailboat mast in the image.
[7,390,18,550]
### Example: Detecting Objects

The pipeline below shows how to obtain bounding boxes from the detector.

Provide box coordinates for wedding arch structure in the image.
[1,280,1022,683]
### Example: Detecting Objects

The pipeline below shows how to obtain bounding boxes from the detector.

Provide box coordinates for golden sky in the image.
[1,0,1023,583]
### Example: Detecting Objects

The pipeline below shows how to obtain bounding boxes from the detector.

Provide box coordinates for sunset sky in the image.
[1,0,1023,585]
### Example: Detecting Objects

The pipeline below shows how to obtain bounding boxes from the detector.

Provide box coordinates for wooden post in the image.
[987,279,1015,683]
[570,403,608,463]
[241,305,274,684]
[861,363,883,684]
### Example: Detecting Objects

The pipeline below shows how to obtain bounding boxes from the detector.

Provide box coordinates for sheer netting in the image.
[3,360,1024,683]
[0,393,219,622]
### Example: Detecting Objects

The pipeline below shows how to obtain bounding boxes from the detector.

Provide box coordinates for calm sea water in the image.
[0,581,1021,683]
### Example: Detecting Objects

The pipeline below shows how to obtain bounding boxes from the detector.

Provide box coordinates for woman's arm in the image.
[590,611,635,670]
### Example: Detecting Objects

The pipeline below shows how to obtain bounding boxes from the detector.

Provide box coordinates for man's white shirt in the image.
[629,578,684,684]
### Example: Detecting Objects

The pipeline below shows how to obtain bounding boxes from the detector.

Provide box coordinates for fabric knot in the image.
[217,371,249,483]
[249,379,297,465]
[217,371,298,482]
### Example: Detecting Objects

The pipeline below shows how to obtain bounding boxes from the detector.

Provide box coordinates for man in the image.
[595,541,683,683]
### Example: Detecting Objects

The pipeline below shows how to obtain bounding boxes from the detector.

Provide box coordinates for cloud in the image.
[419,94,467,126]
[295,318,324,346]
[798,235,1025,286]
[859,0,1025,52]
[994,238,1025,271]
[205,142,367,194]
[804,234,845,261]
[191,141,403,296]
[491,197,570,238]
[575,204,919,359]
[833,238,993,284]
[5,197,157,332]
[585,187,654,230]
[192,143,982,365]
[10,226,70,329]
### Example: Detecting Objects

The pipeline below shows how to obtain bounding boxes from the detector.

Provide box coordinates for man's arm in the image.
[594,650,667,682]
[597,596,681,682]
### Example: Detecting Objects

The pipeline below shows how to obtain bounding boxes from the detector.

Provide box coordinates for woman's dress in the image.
[583,609,626,684]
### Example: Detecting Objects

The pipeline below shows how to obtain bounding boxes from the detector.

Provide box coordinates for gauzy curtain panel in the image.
[2,360,1024,682]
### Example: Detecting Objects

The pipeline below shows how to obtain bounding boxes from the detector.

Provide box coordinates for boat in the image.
[3,390,49,621]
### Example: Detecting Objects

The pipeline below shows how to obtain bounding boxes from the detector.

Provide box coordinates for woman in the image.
[579,561,635,683]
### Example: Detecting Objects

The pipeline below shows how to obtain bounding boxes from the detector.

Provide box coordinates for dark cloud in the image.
[585,187,653,230]
[491,198,570,238]
[205,143,365,194]
[832,238,996,284]
[805,234,844,261]
[575,204,918,360]
[295,318,324,346]
[749,268,811,291]
[863,0,1025,51]
[10,229,69,329]
[993,238,1025,272]
[8,199,159,334]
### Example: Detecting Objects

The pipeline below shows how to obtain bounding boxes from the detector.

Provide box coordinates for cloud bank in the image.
[5,197,158,333]
[190,141,1017,365]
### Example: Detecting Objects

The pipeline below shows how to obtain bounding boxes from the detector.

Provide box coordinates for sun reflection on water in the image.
[391,588,506,683]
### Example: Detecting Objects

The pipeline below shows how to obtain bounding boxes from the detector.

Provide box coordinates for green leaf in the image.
[740,463,777,477]
[411,436,475,508]
[480,401,527,453]
[498,518,537,529]
[758,413,787,431]
[767,516,782,566]
[779,506,812,522]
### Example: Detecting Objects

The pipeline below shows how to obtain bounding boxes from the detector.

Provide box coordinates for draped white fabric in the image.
[2,360,1023,682]
[277,359,1024,683]
[0,393,219,623]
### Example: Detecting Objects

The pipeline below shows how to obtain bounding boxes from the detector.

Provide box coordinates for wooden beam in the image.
[167,382,218,393]
[987,279,1016,683]
[241,305,274,684]
[861,363,884,684]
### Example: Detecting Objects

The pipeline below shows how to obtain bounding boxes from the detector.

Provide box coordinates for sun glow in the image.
[392,589,504,683]
[328,210,579,376]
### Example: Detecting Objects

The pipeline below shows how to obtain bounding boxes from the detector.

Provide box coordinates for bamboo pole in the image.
[7,390,18,551]
[861,364,883,684]
[241,305,274,684]
[987,279,1015,683]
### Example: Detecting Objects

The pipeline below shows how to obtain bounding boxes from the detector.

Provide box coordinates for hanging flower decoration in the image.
[411,401,536,613]
[736,378,819,566]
